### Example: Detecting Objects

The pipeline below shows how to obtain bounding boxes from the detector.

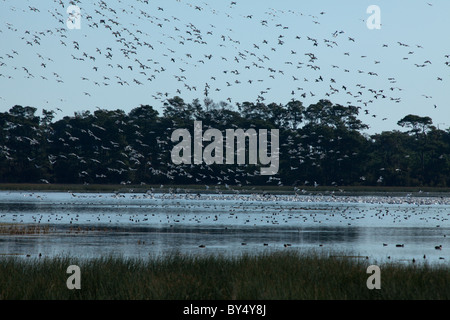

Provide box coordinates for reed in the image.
[0,224,52,235]
[1,250,449,300]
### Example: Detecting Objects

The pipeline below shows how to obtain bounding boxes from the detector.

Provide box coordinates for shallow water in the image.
[0,191,449,265]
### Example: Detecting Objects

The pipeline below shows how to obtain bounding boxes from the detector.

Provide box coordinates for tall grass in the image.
[1,251,450,300]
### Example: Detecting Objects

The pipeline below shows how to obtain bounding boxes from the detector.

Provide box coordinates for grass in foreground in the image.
[1,251,450,300]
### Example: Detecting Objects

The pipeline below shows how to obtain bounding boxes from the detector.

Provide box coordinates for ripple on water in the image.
[0,191,449,264]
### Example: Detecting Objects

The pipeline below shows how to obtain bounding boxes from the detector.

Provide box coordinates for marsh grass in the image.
[0,224,53,235]
[1,250,450,300]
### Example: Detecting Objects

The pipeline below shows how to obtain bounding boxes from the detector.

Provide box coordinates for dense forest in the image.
[1,97,449,188]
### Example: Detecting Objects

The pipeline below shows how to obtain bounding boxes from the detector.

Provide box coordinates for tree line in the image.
[1,97,449,188]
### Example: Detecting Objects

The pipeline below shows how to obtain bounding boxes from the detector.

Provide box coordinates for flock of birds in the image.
[1,191,450,262]
[1,1,450,262]
[0,0,448,131]
[0,1,449,187]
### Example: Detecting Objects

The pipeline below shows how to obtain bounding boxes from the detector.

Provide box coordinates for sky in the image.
[0,0,449,134]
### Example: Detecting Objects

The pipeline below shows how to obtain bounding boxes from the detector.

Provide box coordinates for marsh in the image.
[0,191,449,265]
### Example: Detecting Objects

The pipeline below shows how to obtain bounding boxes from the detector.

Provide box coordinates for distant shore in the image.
[1,183,449,197]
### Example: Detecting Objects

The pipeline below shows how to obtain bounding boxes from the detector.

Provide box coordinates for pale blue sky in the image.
[0,0,449,133]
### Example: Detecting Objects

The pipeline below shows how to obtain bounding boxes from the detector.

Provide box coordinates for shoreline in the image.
[1,183,450,197]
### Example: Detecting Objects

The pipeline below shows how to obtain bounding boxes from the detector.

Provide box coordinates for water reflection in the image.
[0,191,449,265]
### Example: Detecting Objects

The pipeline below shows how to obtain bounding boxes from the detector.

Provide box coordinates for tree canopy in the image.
[0,98,449,187]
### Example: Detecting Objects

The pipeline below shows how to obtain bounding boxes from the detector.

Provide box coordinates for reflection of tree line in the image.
[0,203,40,213]
[0,97,449,187]
[295,227,360,245]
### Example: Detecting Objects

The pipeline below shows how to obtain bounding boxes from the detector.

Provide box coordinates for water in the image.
[1,191,450,265]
